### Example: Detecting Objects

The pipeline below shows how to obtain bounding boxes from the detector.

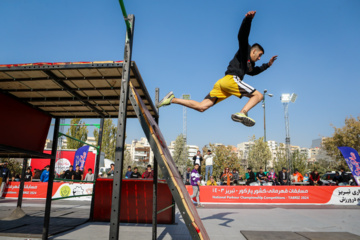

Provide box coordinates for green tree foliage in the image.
[211,143,241,180]
[323,116,360,169]
[292,150,308,174]
[274,143,288,173]
[247,136,272,171]
[65,118,88,149]
[0,158,22,178]
[94,119,117,160]
[172,134,188,173]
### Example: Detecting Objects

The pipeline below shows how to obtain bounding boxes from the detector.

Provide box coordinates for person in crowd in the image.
[267,168,278,185]
[221,167,233,186]
[84,168,94,182]
[204,149,214,182]
[206,175,217,186]
[332,172,343,185]
[72,165,83,181]
[124,165,132,179]
[232,169,239,185]
[0,162,10,198]
[108,163,115,178]
[246,167,256,185]
[190,163,203,207]
[183,167,192,185]
[130,167,142,178]
[59,170,66,179]
[192,150,203,174]
[24,167,33,182]
[40,165,50,182]
[278,167,289,185]
[303,173,309,182]
[339,168,350,186]
[292,169,303,182]
[309,170,323,186]
[64,165,75,180]
[349,174,357,186]
[256,167,267,183]
[143,165,154,179]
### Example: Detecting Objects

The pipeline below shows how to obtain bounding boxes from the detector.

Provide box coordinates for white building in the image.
[237,141,255,160]
[129,137,154,165]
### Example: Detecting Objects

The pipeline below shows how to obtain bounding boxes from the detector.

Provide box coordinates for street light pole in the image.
[262,89,273,171]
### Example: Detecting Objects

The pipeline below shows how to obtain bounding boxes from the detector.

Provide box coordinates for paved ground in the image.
[0,199,360,240]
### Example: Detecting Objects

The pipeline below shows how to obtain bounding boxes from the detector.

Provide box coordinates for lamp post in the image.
[280,93,297,175]
[262,89,273,171]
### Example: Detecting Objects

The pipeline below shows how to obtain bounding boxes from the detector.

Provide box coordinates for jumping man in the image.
[157,11,277,127]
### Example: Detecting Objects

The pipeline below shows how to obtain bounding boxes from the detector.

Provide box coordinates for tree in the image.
[172,134,189,173]
[247,136,272,171]
[93,119,117,160]
[65,118,88,149]
[273,143,288,173]
[323,116,360,169]
[292,150,308,174]
[211,143,242,180]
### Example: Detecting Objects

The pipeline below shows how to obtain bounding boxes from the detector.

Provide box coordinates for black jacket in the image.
[225,16,269,80]
[278,171,288,182]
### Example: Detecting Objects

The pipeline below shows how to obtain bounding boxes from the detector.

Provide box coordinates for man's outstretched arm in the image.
[238,11,256,49]
[247,55,278,76]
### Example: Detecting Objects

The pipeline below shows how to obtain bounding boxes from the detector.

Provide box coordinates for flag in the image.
[338,146,360,186]
[74,145,90,171]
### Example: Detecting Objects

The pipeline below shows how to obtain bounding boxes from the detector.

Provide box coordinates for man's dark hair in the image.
[147,165,151,168]
[247,167,252,171]
[134,167,138,170]
[251,43,264,54]
[194,163,199,166]
[88,168,92,171]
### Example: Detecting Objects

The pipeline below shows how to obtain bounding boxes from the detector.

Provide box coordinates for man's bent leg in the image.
[240,90,263,115]
[171,98,215,112]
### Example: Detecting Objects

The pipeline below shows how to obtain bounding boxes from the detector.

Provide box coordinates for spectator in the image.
[33,169,41,181]
[108,163,115,178]
[332,172,343,185]
[143,165,154,179]
[278,167,289,185]
[309,170,323,186]
[0,162,10,198]
[72,165,83,181]
[221,167,233,186]
[60,170,66,179]
[292,169,303,182]
[84,168,94,182]
[130,167,142,178]
[40,165,50,182]
[183,167,191,185]
[246,167,256,185]
[267,168,278,185]
[206,175,217,186]
[256,167,267,183]
[64,165,75,180]
[303,173,309,182]
[232,169,239,185]
[204,149,214,182]
[339,168,350,186]
[24,167,33,182]
[190,163,203,207]
[125,166,135,178]
[192,150,203,174]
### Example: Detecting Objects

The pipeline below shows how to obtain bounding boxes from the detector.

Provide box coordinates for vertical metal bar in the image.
[152,88,159,240]
[17,158,28,208]
[90,118,105,220]
[109,14,135,240]
[42,118,60,240]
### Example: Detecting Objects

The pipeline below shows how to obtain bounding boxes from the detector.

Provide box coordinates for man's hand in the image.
[245,11,256,19]
[268,55,278,67]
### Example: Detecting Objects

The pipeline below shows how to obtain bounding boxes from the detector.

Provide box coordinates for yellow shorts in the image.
[206,75,256,104]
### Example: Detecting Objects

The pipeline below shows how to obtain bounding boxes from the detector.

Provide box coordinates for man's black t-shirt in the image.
[256,172,266,180]
[25,172,32,181]
[73,171,83,180]
[130,172,141,178]
[64,170,75,180]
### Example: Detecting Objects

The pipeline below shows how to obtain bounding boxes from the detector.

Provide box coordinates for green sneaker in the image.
[231,112,255,127]
[157,91,175,108]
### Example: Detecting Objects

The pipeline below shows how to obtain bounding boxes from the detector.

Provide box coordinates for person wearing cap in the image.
[278,167,289,185]
[64,165,75,180]
[40,165,50,182]
[124,165,132,179]
[292,169,303,182]
[204,149,214,182]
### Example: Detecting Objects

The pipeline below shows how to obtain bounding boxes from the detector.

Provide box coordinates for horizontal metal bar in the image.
[54,178,95,183]
[157,204,175,215]
[24,96,120,102]
[0,144,55,159]
[58,132,99,149]
[52,194,92,201]
[0,75,136,83]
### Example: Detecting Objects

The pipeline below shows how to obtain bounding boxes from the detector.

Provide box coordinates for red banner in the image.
[186,185,360,205]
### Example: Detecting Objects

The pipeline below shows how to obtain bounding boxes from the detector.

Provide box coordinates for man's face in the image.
[250,49,263,62]
[88,170,92,174]
[210,176,214,182]
[147,167,151,172]
[134,168,138,173]
[69,167,73,171]
[260,169,263,173]
[46,167,50,171]
[197,151,200,155]
[127,167,130,171]
[194,165,199,170]
[76,166,80,171]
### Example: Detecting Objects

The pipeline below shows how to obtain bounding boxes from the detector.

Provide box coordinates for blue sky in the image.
[1,0,360,149]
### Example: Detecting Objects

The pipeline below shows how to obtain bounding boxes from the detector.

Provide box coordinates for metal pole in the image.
[263,90,267,171]
[109,14,134,240]
[90,118,104,220]
[42,118,60,240]
[17,158,28,208]
[152,88,159,240]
